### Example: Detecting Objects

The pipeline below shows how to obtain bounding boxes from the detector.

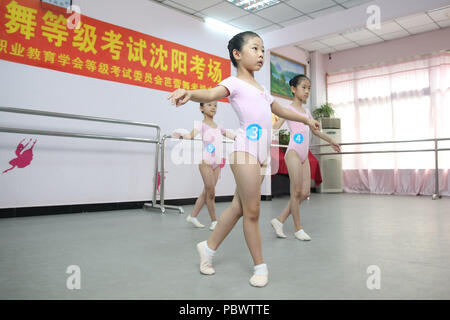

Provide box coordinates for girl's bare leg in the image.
[190,187,206,218]
[197,162,218,221]
[284,151,311,232]
[231,152,264,265]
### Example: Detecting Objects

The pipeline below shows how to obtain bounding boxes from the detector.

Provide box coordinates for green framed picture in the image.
[270,52,307,100]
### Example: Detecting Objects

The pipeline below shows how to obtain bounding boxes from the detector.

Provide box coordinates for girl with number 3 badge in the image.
[272,75,341,241]
[168,31,321,287]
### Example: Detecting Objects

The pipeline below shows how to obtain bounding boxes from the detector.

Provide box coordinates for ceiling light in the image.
[204,17,244,36]
[227,0,280,13]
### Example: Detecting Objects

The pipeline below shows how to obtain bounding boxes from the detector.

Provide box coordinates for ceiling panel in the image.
[257,24,283,34]
[395,13,434,28]
[428,6,450,21]
[408,22,439,34]
[285,0,336,14]
[168,0,221,12]
[296,41,329,51]
[279,15,311,27]
[333,42,359,51]
[319,34,353,46]
[309,5,345,18]
[437,19,450,27]
[354,37,384,46]
[200,2,248,22]
[379,29,410,41]
[341,28,377,41]
[339,0,373,9]
[162,0,196,14]
[370,21,405,35]
[256,2,302,23]
[318,47,337,54]
[229,13,273,30]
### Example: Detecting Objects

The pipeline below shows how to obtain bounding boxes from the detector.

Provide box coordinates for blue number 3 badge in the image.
[293,133,304,144]
[246,124,262,141]
[206,144,215,153]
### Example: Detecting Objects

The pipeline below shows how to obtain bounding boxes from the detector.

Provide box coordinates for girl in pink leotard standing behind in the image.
[271,75,341,241]
[172,101,236,231]
[168,32,321,287]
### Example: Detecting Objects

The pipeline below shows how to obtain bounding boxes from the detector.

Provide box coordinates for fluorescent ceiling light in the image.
[227,0,280,13]
[204,17,243,36]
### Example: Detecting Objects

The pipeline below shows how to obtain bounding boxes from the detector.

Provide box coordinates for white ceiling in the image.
[151,0,450,54]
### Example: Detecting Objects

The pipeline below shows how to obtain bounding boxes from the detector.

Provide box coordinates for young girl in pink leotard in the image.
[173,101,235,230]
[271,75,341,241]
[168,32,321,287]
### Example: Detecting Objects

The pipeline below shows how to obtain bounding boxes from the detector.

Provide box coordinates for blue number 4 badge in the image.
[293,133,304,144]
[206,144,215,153]
[246,124,262,141]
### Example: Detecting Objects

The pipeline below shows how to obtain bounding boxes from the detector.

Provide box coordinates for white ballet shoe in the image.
[270,218,287,238]
[186,215,205,228]
[196,241,215,275]
[249,274,268,287]
[295,229,311,241]
[209,221,217,231]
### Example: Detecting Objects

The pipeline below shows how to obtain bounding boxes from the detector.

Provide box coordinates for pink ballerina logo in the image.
[2,138,37,174]
[156,170,168,194]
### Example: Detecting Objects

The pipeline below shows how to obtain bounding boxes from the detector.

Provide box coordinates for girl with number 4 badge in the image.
[168,31,321,287]
[272,75,341,241]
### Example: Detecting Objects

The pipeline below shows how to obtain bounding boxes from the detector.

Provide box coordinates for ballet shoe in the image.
[196,242,215,275]
[249,274,268,287]
[270,218,287,238]
[295,229,311,241]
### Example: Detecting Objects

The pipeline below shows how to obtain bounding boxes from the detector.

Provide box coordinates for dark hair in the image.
[289,74,311,88]
[228,31,261,67]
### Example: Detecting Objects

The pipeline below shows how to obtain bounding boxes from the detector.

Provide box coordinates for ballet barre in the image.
[272,137,450,200]
[156,135,234,214]
[0,106,178,214]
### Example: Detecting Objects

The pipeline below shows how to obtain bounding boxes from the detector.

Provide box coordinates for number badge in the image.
[246,124,262,141]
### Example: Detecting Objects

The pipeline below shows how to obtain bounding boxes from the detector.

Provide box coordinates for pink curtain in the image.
[327,52,450,196]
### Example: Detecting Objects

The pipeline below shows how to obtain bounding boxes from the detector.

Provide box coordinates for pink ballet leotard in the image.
[196,121,226,170]
[285,105,312,163]
[218,76,273,165]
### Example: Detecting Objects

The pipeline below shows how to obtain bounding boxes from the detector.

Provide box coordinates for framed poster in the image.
[270,52,307,100]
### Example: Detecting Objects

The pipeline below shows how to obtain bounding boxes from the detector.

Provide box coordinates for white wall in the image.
[0,0,244,208]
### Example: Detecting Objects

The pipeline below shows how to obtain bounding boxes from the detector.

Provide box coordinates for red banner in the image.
[0,0,231,94]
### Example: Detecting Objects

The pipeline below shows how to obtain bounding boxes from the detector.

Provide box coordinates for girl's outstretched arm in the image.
[311,128,341,153]
[273,116,285,130]
[172,128,198,140]
[271,100,321,131]
[168,87,228,107]
[223,130,236,141]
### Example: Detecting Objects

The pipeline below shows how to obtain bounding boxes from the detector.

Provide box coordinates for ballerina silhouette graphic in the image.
[2,138,37,174]
[156,170,168,194]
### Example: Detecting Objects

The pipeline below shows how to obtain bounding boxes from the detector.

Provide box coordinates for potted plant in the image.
[312,103,340,129]
[312,103,335,120]
[278,129,290,151]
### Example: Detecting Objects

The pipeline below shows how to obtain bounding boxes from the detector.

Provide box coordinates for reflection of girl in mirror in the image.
[173,101,235,231]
